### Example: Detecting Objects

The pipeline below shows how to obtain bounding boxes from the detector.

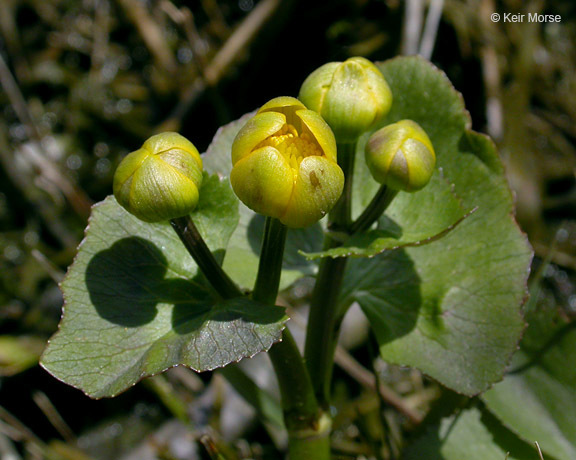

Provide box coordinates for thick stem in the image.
[305,183,399,406]
[304,141,357,409]
[329,142,356,230]
[252,217,330,460]
[170,215,242,299]
[350,185,398,234]
[287,412,332,460]
[172,215,329,456]
[253,217,287,304]
[268,331,328,433]
[304,242,348,408]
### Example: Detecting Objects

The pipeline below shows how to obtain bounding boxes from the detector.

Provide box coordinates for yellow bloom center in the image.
[256,124,322,173]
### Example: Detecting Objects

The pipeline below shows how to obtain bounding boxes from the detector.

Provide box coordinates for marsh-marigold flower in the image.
[365,120,435,192]
[299,57,392,143]
[113,132,203,222]
[230,97,344,228]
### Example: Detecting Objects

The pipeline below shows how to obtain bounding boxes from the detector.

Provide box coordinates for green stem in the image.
[268,339,331,460]
[253,217,330,460]
[350,185,398,234]
[253,217,287,304]
[170,215,242,299]
[329,142,356,230]
[304,141,358,409]
[305,183,399,408]
[286,412,332,460]
[268,332,330,438]
[304,240,348,408]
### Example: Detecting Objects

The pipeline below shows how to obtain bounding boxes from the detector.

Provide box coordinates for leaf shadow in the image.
[376,214,404,238]
[86,237,285,340]
[352,248,423,343]
[86,236,210,328]
[172,297,286,336]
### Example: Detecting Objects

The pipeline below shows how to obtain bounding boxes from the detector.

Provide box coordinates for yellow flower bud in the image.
[365,120,435,192]
[230,96,344,228]
[113,132,203,222]
[299,57,393,143]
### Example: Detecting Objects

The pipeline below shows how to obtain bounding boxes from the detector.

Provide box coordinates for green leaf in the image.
[41,175,287,398]
[203,114,322,290]
[340,56,532,395]
[403,406,540,460]
[482,306,576,460]
[302,172,473,259]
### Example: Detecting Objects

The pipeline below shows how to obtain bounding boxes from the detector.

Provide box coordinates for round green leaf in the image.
[341,56,532,395]
[403,407,539,460]
[302,171,474,259]
[482,304,576,460]
[41,175,287,398]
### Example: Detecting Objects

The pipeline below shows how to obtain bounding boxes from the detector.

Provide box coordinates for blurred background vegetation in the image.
[0,0,575,459]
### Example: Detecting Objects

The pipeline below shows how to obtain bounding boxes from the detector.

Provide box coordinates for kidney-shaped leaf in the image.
[340,56,532,395]
[302,172,473,259]
[41,175,287,398]
[482,302,576,460]
[403,406,539,460]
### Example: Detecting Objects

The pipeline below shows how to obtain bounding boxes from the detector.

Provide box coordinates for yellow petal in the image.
[113,147,149,201]
[258,96,306,114]
[129,155,200,222]
[232,112,286,165]
[365,119,435,192]
[298,62,340,113]
[401,120,435,154]
[143,132,202,170]
[258,96,308,129]
[280,156,344,228]
[323,61,376,141]
[158,148,203,190]
[296,109,337,163]
[361,60,393,122]
[402,138,436,191]
[230,146,294,219]
[299,57,392,143]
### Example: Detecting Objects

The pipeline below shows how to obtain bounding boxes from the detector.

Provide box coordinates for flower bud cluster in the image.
[113,57,436,229]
